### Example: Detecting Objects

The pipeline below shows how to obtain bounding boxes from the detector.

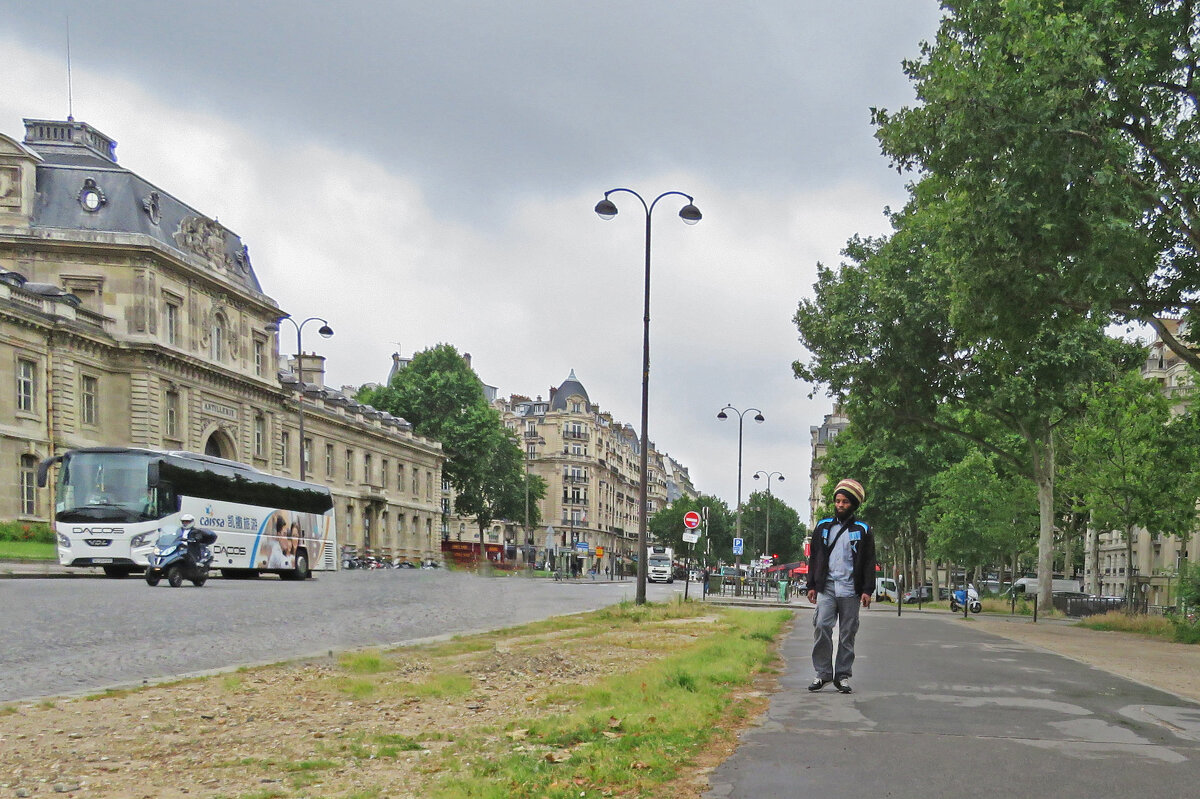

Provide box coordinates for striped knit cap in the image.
[833,478,865,508]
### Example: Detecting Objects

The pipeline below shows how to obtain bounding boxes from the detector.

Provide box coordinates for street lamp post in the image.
[595,188,702,604]
[753,470,784,564]
[268,315,333,482]
[718,405,764,581]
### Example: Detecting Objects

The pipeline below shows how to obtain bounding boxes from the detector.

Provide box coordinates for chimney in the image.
[295,352,326,388]
[463,352,472,368]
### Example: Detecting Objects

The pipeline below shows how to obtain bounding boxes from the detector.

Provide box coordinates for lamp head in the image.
[716,409,728,420]
[753,472,761,481]
[264,321,280,333]
[777,474,785,482]
[594,198,618,220]
[753,413,765,423]
[679,203,702,225]
[318,324,334,339]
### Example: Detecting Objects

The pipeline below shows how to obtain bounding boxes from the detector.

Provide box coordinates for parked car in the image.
[903,585,935,604]
[903,585,950,603]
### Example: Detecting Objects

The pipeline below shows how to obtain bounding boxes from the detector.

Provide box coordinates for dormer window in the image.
[78,178,106,212]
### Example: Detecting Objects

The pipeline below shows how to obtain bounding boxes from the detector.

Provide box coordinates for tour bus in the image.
[37,447,336,579]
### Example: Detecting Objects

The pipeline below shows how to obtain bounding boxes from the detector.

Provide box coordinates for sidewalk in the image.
[704,607,1200,798]
[0,559,103,578]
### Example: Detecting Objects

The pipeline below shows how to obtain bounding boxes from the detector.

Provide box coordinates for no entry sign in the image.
[683,511,701,529]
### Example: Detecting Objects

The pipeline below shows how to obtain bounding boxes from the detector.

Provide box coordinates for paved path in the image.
[706,609,1200,798]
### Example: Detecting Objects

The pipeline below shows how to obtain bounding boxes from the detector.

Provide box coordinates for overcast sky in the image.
[2,1,943,531]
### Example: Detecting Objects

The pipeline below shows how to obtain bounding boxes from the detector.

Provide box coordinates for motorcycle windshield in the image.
[156,531,183,548]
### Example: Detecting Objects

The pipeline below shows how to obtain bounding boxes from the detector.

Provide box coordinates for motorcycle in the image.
[950,586,982,614]
[145,527,217,587]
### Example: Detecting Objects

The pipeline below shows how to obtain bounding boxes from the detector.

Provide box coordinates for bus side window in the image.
[158,484,180,515]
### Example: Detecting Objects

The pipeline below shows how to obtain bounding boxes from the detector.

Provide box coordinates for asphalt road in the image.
[705,610,1200,799]
[0,570,666,702]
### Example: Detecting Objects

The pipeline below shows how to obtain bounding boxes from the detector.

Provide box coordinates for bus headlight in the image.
[130,532,151,548]
[57,533,70,548]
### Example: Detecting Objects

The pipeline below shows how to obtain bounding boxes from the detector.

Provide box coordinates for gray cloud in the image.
[1,0,943,528]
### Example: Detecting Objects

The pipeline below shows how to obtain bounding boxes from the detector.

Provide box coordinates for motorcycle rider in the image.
[179,513,212,564]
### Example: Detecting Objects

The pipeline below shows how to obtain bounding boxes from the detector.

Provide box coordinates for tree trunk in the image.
[1085,521,1099,595]
[1032,434,1056,614]
[1125,523,1137,608]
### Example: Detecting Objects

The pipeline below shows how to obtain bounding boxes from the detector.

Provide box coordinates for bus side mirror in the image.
[36,455,63,488]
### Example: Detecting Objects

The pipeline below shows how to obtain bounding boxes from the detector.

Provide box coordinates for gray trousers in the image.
[812,590,861,680]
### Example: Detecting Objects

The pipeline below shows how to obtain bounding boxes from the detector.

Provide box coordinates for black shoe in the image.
[834,679,852,694]
[808,678,829,692]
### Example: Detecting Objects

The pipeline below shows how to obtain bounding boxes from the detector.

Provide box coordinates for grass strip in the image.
[425,603,789,798]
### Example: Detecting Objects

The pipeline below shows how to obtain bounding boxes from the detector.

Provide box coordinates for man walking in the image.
[805,478,875,694]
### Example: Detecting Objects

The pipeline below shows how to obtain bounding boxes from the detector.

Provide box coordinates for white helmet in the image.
[180,513,195,525]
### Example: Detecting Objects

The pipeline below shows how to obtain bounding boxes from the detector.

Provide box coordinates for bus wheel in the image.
[167,565,185,588]
[289,552,309,581]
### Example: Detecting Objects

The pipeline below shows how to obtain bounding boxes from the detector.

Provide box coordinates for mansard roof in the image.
[22,118,264,295]
[549,369,590,412]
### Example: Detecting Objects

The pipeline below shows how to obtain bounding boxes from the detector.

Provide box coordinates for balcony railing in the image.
[563,429,589,440]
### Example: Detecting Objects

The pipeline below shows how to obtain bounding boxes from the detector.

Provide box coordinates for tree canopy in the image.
[358,344,544,536]
[873,0,1200,368]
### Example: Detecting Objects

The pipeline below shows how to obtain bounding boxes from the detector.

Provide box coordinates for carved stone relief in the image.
[0,165,20,208]
[174,216,227,268]
[142,191,161,225]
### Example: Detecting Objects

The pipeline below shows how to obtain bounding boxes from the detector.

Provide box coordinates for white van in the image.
[1010,577,1082,597]
[875,577,899,602]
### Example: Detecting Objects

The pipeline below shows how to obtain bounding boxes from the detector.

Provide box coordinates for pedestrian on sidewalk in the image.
[805,478,875,694]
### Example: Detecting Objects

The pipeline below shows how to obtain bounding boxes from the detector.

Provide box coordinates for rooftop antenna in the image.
[66,15,74,121]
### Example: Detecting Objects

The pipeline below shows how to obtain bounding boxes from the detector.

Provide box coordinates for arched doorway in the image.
[202,428,236,460]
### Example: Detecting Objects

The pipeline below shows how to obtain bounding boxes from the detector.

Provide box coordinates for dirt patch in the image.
[0,610,764,798]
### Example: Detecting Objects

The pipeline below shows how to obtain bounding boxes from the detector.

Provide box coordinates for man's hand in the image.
[860,593,872,608]
[807,589,817,604]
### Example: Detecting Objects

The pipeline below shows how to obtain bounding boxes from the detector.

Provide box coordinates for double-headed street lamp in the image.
[753,470,784,564]
[718,404,763,576]
[268,315,333,482]
[595,188,702,605]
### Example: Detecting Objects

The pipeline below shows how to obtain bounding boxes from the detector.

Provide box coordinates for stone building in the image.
[807,405,849,529]
[0,117,444,561]
[494,370,696,575]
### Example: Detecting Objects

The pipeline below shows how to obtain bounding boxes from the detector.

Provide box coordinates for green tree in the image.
[359,344,543,556]
[920,449,1037,583]
[794,192,1140,610]
[647,494,733,568]
[739,490,803,565]
[873,0,1200,369]
[1060,369,1200,603]
[818,414,967,588]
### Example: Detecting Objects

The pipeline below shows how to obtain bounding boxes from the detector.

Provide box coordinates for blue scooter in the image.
[145,526,217,587]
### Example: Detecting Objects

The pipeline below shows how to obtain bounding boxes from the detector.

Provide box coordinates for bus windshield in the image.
[55,451,166,523]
